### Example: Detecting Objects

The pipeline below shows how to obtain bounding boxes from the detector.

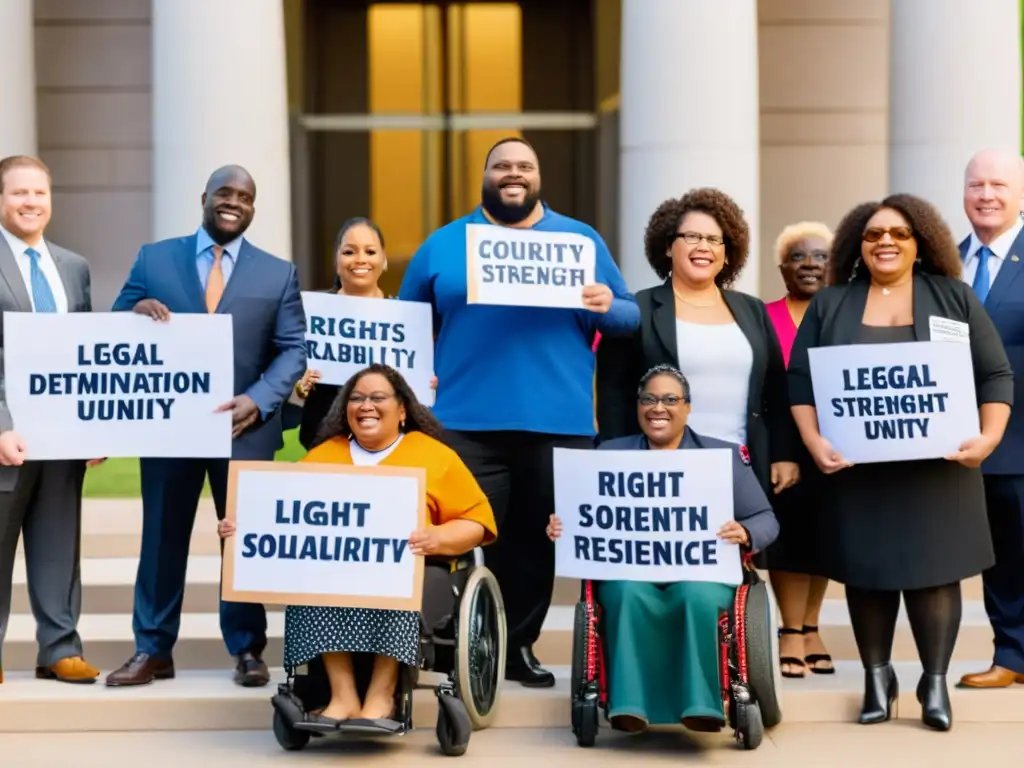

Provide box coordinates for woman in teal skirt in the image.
[549,364,779,733]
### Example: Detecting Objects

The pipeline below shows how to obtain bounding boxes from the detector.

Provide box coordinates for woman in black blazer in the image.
[788,194,1013,731]
[597,188,801,502]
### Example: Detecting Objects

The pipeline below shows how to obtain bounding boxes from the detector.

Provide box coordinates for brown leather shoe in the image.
[36,657,100,684]
[233,652,270,687]
[105,653,175,687]
[958,665,1024,688]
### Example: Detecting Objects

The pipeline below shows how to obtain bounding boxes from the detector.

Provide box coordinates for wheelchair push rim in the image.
[456,566,507,729]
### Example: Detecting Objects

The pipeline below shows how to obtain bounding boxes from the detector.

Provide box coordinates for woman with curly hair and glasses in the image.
[788,194,1013,731]
[597,188,801,509]
[221,364,496,723]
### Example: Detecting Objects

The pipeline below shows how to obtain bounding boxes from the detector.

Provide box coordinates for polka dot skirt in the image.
[283,606,421,670]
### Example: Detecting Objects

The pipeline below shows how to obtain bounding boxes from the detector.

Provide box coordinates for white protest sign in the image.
[809,341,979,464]
[301,293,435,405]
[222,461,426,610]
[465,223,597,309]
[553,448,742,585]
[2,311,233,460]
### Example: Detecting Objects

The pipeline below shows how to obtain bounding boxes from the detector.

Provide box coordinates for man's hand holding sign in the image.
[132,297,259,439]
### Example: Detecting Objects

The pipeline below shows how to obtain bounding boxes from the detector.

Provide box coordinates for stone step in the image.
[17,499,222,560]
[11,551,986,614]
[32,500,987,600]
[2,598,997,673]
[1,661,1022,734]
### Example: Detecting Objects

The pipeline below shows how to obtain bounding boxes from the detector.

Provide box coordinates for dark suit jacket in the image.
[959,234,1024,474]
[596,281,799,493]
[787,274,1014,421]
[0,237,91,490]
[111,234,307,459]
[597,428,779,552]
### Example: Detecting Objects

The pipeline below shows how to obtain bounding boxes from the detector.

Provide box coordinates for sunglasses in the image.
[862,226,913,243]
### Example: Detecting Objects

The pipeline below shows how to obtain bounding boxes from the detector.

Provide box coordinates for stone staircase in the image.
[2,498,1023,733]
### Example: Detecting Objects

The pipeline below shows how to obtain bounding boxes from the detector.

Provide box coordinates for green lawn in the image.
[82,428,308,498]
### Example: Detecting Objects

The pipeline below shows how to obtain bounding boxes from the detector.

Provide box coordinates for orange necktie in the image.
[206,245,225,313]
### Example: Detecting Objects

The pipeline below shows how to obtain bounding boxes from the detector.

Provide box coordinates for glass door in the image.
[297,0,596,293]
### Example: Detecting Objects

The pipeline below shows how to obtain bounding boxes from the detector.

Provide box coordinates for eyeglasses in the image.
[787,251,828,264]
[638,394,688,407]
[675,231,725,247]
[349,393,394,405]
[862,226,913,243]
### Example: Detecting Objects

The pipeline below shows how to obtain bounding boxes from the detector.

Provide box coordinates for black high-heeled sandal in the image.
[802,624,836,675]
[778,627,807,678]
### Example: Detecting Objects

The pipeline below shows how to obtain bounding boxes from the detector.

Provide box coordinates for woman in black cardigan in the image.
[597,188,801,505]
[788,194,1013,731]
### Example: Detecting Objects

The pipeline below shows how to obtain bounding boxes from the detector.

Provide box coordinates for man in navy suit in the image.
[105,165,306,687]
[958,148,1024,689]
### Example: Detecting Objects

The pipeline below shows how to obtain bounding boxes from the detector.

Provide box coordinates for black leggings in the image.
[845,582,962,674]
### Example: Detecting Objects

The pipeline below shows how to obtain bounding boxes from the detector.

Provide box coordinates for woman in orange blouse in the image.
[220,364,496,723]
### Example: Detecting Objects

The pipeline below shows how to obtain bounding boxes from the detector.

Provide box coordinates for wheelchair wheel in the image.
[455,566,507,730]
[574,696,599,748]
[436,692,472,757]
[570,600,589,699]
[742,580,783,728]
[272,708,310,752]
[735,699,763,750]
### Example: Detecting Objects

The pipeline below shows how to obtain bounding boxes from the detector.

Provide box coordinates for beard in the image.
[481,180,541,225]
[202,208,251,245]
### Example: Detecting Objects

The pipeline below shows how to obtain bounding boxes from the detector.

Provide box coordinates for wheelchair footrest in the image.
[335,718,405,736]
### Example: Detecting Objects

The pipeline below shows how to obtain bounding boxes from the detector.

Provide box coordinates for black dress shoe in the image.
[916,673,952,731]
[859,663,898,725]
[234,651,270,687]
[506,646,555,688]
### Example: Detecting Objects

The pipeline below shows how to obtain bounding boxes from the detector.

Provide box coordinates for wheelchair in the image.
[270,552,507,757]
[569,559,783,750]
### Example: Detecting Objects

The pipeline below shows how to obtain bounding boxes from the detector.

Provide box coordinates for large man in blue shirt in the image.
[105,165,306,688]
[400,138,639,686]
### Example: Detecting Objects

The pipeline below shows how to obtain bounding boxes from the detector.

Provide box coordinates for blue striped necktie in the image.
[25,247,58,313]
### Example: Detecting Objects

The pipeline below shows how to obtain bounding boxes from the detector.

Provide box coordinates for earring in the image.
[400,419,406,431]
[851,257,861,280]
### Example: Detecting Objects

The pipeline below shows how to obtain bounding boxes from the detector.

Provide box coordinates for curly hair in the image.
[643,188,750,287]
[773,221,834,265]
[829,194,962,285]
[313,364,443,448]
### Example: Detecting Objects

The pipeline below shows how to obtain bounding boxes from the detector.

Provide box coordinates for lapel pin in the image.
[1013,255,1020,262]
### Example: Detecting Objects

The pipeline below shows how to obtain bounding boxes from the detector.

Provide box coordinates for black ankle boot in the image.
[859,663,898,724]
[916,673,952,731]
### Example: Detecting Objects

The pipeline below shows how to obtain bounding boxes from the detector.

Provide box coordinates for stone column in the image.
[618,0,760,295]
[890,0,1021,237]
[151,0,292,258]
[0,0,37,159]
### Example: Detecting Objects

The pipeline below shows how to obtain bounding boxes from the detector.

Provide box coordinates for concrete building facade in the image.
[1,0,1020,308]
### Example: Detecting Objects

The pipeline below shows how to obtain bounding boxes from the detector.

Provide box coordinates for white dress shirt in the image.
[0,223,68,313]
[962,217,1024,290]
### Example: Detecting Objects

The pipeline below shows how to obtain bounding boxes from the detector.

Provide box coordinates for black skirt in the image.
[756,457,830,577]
[818,457,993,591]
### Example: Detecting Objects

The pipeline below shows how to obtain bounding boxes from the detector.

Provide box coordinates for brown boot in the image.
[36,657,100,684]
[958,665,1024,689]
[106,653,175,687]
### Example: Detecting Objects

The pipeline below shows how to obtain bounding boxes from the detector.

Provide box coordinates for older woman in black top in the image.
[788,194,1013,732]
[597,188,800,503]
